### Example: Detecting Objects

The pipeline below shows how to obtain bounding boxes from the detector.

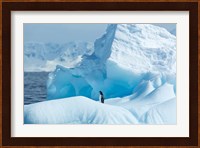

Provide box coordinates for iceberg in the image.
[47,24,176,100]
[24,24,176,124]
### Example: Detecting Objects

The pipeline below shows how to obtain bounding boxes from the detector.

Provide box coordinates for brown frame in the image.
[2,2,198,146]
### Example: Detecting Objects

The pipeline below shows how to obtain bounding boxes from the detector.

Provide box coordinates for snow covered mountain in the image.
[24,41,94,72]
[24,24,177,124]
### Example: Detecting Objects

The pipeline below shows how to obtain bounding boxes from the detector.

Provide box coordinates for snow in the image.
[24,96,138,124]
[140,98,176,124]
[106,82,176,121]
[24,24,176,124]
[108,24,176,74]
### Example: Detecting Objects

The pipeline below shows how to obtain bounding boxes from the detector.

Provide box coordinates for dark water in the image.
[24,72,49,105]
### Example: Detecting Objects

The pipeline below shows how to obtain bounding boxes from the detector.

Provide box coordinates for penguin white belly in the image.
[99,95,101,102]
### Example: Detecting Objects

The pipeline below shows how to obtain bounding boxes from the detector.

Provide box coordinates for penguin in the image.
[99,91,105,103]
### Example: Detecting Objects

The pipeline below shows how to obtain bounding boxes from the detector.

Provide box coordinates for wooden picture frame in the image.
[2,1,198,146]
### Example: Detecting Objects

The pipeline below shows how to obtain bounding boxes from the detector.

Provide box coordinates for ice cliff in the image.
[47,24,176,100]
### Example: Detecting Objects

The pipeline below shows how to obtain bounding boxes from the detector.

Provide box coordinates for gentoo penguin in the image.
[99,91,105,103]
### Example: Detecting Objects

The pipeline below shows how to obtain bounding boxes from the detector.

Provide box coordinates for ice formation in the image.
[24,24,177,124]
[47,24,176,100]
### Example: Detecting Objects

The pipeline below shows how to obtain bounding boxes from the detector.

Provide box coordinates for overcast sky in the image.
[24,24,176,44]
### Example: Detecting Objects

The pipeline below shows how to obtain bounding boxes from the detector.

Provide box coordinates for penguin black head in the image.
[99,91,103,95]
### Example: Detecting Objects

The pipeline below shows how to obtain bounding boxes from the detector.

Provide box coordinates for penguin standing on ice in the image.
[99,91,105,103]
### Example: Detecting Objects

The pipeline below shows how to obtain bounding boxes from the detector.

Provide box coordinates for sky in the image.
[24,24,176,43]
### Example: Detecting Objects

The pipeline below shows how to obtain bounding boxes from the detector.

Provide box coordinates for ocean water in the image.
[24,72,49,105]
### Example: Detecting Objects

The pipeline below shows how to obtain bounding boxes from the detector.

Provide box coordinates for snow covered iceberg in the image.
[47,24,176,100]
[24,24,177,124]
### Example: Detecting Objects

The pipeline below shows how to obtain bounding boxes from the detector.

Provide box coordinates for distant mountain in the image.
[24,41,94,72]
